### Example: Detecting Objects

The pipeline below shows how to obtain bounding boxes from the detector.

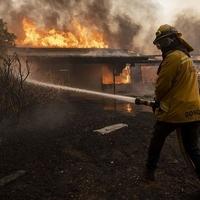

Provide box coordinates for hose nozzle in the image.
[135,98,156,107]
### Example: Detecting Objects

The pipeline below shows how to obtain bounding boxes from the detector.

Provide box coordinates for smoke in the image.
[0,102,76,134]
[174,10,200,53]
[2,1,200,53]
[0,0,159,52]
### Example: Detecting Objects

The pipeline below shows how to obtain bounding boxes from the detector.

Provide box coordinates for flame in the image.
[102,65,131,85]
[126,103,133,113]
[17,18,108,48]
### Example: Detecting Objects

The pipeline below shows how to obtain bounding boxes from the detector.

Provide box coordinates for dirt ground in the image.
[0,84,200,200]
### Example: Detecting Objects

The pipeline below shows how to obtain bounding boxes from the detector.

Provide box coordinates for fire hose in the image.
[135,98,196,175]
[28,80,196,176]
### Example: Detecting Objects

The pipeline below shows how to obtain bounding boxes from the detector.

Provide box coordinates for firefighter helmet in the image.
[153,24,181,44]
[153,24,194,52]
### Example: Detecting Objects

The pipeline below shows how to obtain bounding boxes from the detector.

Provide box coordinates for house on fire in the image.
[8,47,200,96]
[8,48,163,95]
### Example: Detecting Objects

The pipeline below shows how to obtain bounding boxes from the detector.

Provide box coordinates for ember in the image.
[17,18,108,48]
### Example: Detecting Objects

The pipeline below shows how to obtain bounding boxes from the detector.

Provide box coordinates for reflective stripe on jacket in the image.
[155,50,200,123]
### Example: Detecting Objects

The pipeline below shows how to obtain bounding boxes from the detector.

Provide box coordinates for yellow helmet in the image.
[153,24,194,52]
[153,24,181,44]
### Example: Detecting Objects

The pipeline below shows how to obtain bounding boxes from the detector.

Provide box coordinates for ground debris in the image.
[0,170,26,187]
[64,147,92,162]
[0,83,199,200]
[94,123,128,135]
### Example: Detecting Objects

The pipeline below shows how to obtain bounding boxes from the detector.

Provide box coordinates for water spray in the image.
[27,79,155,107]
[27,79,196,175]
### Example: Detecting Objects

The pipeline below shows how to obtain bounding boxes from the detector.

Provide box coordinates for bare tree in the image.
[0,19,30,122]
[0,54,30,121]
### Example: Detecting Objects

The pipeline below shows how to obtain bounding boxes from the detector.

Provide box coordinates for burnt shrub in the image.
[0,54,30,122]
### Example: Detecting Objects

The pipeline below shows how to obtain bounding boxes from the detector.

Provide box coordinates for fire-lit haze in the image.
[0,0,157,51]
[0,0,200,52]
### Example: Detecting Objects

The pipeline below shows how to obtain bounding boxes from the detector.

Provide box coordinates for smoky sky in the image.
[0,0,159,51]
[174,10,200,53]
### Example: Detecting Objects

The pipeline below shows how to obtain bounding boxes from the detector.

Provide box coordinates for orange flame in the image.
[17,18,108,48]
[102,65,131,85]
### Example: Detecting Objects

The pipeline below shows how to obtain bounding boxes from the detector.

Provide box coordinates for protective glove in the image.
[152,98,160,113]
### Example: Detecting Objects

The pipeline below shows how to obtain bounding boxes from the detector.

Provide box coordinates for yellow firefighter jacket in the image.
[155,50,200,123]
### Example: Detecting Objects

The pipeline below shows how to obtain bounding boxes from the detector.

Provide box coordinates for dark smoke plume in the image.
[174,11,200,53]
[0,0,158,51]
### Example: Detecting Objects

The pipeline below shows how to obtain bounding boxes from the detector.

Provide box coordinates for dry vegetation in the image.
[0,18,30,122]
[0,54,30,122]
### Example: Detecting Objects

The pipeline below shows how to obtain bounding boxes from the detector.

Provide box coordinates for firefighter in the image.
[144,24,200,181]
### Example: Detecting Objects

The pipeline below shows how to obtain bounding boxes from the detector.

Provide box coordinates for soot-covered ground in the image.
[0,84,199,200]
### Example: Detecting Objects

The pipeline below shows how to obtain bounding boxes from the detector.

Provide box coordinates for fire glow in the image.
[16,18,131,85]
[102,65,131,85]
[17,18,108,48]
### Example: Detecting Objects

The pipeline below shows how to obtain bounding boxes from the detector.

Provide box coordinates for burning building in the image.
[10,47,155,94]
[7,16,200,98]
[0,0,165,103]
[7,17,158,97]
[4,2,200,99]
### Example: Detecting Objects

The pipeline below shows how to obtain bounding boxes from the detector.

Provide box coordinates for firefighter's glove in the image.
[152,99,160,113]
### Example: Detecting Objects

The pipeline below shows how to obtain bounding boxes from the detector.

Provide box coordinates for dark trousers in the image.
[146,121,200,176]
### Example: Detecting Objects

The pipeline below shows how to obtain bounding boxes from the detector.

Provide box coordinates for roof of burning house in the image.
[7,47,161,64]
[7,47,200,65]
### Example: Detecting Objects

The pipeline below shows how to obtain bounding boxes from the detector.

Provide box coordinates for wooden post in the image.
[113,66,117,111]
